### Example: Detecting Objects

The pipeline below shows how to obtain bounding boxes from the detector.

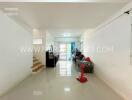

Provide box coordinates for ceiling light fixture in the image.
[63,33,71,37]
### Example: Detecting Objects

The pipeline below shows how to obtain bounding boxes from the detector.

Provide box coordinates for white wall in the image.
[33,30,46,65]
[81,3,132,100]
[46,31,55,51]
[42,33,46,65]
[80,29,94,54]
[0,11,32,96]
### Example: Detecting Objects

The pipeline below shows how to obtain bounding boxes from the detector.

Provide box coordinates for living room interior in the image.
[0,1,132,100]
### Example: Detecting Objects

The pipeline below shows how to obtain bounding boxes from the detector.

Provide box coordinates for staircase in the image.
[31,57,44,74]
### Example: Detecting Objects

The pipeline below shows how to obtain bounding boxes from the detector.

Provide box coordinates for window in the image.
[33,39,42,44]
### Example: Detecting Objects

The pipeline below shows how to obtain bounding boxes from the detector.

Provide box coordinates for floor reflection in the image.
[56,61,72,76]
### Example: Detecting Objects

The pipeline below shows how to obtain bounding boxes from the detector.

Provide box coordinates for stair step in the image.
[32,67,44,74]
[32,56,44,74]
[33,61,40,66]
[31,61,39,68]
[33,60,39,63]
[33,59,38,62]
[32,63,42,70]
[32,64,44,72]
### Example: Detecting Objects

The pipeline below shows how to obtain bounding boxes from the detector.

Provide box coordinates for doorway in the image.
[59,43,72,60]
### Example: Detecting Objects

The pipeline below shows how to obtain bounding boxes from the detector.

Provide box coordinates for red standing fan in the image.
[76,63,88,83]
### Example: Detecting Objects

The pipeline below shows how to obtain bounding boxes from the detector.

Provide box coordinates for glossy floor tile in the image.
[0,61,123,100]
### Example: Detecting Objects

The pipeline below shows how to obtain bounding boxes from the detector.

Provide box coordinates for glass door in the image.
[59,43,71,60]
[67,43,71,60]
[59,44,67,60]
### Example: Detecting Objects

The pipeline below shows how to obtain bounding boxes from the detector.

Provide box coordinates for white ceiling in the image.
[47,29,86,38]
[0,0,131,3]
[0,2,130,37]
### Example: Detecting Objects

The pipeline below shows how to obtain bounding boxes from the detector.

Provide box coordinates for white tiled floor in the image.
[0,61,123,100]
